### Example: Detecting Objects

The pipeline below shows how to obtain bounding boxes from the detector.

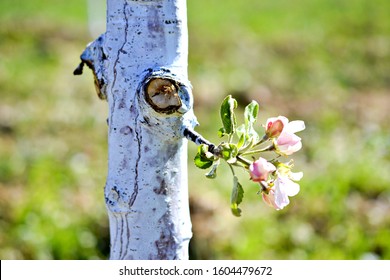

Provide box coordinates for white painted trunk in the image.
[77,0,195,259]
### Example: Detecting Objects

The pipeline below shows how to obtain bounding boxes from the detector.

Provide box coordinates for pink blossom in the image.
[265,117,286,138]
[262,189,278,209]
[276,132,302,156]
[265,116,305,156]
[249,157,276,182]
[262,174,301,210]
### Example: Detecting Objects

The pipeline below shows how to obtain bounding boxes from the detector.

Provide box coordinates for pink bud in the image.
[265,116,305,156]
[266,119,285,138]
[249,158,276,182]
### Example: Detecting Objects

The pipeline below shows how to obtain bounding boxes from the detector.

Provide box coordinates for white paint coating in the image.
[81,0,195,259]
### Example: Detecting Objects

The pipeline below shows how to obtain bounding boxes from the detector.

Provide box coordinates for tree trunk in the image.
[76,0,195,260]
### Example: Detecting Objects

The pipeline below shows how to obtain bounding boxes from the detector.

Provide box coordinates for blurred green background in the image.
[1,0,389,259]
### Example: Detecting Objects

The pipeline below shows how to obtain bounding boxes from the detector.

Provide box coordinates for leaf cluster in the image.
[194,95,261,216]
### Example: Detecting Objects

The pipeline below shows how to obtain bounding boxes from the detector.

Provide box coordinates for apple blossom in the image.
[265,116,286,138]
[262,175,301,210]
[262,189,278,209]
[249,157,276,182]
[275,175,300,209]
[276,161,303,181]
[265,116,305,156]
[275,132,302,156]
[193,96,306,215]
[261,166,302,210]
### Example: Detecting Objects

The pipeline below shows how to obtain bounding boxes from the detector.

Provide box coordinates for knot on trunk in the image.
[136,68,198,140]
[145,78,182,114]
[140,68,193,115]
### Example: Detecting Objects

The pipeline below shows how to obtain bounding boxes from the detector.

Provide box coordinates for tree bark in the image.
[76,0,195,260]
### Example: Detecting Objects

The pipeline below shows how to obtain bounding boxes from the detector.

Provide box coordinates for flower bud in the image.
[265,116,305,156]
[249,157,276,182]
[266,118,285,138]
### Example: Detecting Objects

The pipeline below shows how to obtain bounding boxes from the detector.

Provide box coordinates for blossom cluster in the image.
[250,117,305,210]
[193,96,305,215]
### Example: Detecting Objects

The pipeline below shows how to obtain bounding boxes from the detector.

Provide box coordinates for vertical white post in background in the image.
[87,0,105,38]
[76,0,195,259]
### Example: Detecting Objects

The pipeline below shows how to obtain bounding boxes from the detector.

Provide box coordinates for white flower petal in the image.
[274,187,289,210]
[276,175,300,196]
[273,179,289,210]
[286,120,305,134]
[284,179,300,196]
[278,139,302,156]
[262,191,279,210]
[289,171,303,181]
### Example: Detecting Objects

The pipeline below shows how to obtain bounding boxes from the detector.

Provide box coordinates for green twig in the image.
[252,135,269,148]
[228,162,236,176]
[236,155,252,168]
[241,144,274,156]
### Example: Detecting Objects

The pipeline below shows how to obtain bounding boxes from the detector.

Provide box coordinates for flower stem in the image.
[236,155,252,168]
[228,162,236,176]
[260,181,269,192]
[252,134,269,148]
[241,144,274,156]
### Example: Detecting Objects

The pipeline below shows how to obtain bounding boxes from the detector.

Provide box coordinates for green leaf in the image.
[237,133,246,149]
[236,124,246,148]
[244,100,259,127]
[218,127,226,138]
[246,126,260,144]
[205,160,220,179]
[231,176,244,217]
[194,144,215,169]
[238,137,255,153]
[194,153,213,169]
[220,143,238,163]
[239,100,260,145]
[231,207,241,217]
[220,95,237,136]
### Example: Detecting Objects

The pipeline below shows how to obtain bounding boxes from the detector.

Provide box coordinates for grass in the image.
[0,0,389,259]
